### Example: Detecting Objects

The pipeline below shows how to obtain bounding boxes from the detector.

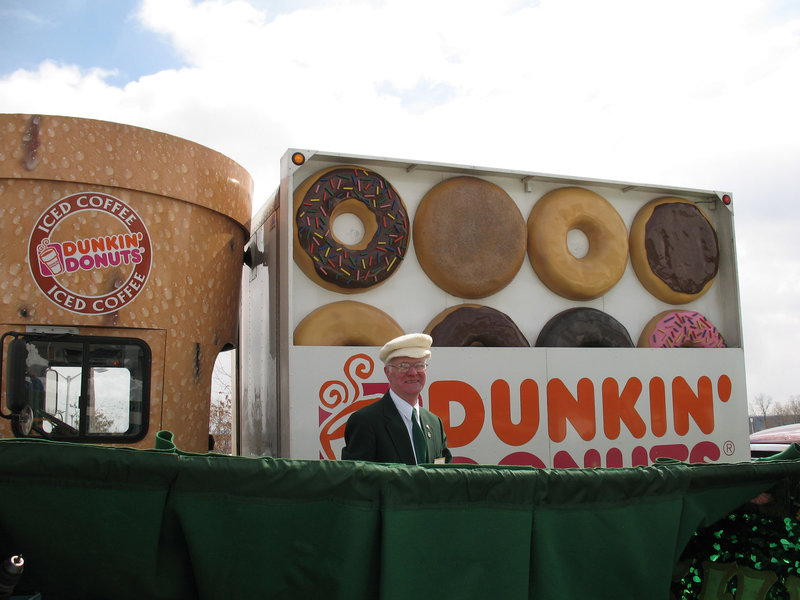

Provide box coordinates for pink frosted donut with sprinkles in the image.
[293,165,409,293]
[637,310,727,348]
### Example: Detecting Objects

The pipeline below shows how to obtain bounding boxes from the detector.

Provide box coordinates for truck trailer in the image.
[239,148,748,467]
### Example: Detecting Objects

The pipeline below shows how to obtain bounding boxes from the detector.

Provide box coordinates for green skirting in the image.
[0,436,798,599]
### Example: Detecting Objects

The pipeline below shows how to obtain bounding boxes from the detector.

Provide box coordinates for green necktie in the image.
[411,407,428,464]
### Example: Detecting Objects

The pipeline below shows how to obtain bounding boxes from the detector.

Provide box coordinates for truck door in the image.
[2,327,166,446]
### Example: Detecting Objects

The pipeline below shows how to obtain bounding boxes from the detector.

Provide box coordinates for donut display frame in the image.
[242,148,746,466]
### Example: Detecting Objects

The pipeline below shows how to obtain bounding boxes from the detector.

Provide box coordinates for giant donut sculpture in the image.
[535,307,633,348]
[527,187,628,300]
[638,310,726,348]
[294,301,404,346]
[294,166,410,293]
[629,197,719,304]
[424,304,529,347]
[413,177,527,299]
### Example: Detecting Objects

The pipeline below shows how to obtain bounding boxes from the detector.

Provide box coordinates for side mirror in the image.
[5,337,28,413]
[243,241,265,269]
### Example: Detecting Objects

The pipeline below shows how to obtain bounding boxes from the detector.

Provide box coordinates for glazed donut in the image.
[413,177,527,299]
[294,166,409,293]
[638,310,726,348]
[629,197,719,304]
[527,187,628,300]
[294,301,404,346]
[424,304,529,347]
[535,307,633,348]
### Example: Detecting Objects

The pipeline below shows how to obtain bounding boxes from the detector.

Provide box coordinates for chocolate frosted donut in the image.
[413,177,527,299]
[535,307,633,348]
[424,304,529,347]
[294,166,409,293]
[630,197,719,304]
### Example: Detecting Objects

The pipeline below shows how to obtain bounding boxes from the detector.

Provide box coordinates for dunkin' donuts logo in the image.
[319,352,741,466]
[318,354,388,460]
[28,192,152,315]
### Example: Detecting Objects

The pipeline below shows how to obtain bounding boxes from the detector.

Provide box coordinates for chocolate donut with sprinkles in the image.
[293,165,410,293]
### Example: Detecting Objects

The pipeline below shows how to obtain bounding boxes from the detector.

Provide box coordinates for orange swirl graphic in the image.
[344,353,374,400]
[319,380,348,409]
[319,353,377,459]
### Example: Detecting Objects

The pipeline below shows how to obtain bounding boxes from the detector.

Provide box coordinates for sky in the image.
[1,0,799,408]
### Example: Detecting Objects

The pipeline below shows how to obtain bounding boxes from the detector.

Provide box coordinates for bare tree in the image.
[209,393,232,454]
[750,394,773,429]
[786,395,800,417]
[774,402,795,425]
[749,393,800,431]
[209,351,233,454]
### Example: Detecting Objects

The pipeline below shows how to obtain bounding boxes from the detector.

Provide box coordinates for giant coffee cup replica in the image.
[0,114,252,451]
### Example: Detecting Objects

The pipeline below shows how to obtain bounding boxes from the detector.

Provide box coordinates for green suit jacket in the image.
[341,392,452,465]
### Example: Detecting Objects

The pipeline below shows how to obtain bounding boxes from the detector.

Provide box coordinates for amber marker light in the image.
[291,152,305,166]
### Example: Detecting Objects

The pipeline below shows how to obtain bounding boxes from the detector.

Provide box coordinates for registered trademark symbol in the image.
[723,440,735,456]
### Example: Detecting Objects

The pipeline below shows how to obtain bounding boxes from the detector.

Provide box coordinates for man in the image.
[341,333,452,465]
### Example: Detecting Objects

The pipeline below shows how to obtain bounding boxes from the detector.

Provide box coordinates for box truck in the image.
[239,149,748,467]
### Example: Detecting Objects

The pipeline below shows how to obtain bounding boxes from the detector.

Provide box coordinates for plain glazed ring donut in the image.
[294,301,404,346]
[413,176,527,299]
[535,307,633,348]
[629,197,719,304]
[638,310,726,348]
[424,304,529,347]
[294,166,410,293]
[527,187,628,300]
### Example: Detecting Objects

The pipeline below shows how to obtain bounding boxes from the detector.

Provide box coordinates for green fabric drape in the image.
[0,436,798,599]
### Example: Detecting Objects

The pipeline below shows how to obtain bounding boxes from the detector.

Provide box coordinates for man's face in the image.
[385,356,427,403]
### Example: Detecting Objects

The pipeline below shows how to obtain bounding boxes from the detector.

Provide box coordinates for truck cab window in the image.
[4,334,150,442]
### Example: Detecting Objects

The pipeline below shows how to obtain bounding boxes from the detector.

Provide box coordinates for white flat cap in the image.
[379,333,432,364]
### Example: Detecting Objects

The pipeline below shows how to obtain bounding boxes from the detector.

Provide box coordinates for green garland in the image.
[673,480,800,599]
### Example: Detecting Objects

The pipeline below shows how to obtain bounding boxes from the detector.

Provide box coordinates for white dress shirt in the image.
[389,389,422,464]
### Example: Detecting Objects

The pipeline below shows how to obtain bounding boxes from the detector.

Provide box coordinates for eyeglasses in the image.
[387,361,428,373]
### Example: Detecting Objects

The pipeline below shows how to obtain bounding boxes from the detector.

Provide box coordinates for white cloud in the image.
[0,62,124,118]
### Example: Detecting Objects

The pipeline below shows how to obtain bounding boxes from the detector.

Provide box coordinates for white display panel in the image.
[289,346,749,466]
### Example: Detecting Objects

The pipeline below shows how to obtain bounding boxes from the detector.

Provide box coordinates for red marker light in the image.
[721,194,732,205]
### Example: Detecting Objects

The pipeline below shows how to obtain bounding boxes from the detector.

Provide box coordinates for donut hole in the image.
[330,200,378,250]
[331,212,365,246]
[566,228,590,259]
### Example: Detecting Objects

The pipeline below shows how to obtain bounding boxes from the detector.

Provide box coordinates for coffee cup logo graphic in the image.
[28,192,153,315]
[37,239,65,276]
